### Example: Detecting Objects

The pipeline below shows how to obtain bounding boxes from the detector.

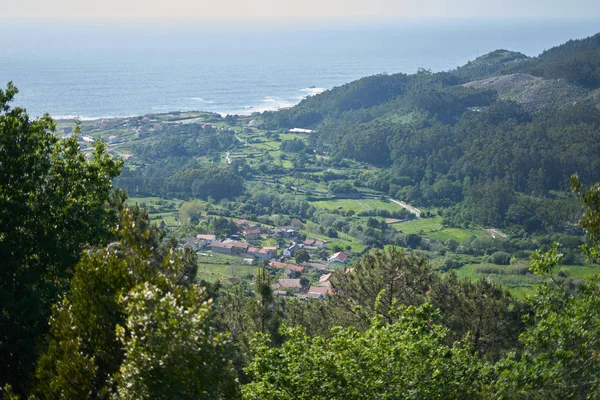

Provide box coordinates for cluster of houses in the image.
[179,219,351,299]
[272,272,337,300]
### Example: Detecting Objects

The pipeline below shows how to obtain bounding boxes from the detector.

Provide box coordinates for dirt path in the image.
[389,199,421,218]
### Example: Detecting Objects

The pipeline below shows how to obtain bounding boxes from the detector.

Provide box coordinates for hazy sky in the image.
[3,0,600,19]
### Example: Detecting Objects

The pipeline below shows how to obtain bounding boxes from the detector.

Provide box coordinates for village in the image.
[177,217,354,299]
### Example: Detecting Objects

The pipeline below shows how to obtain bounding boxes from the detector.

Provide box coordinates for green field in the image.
[196,252,258,282]
[197,262,257,282]
[310,198,404,213]
[278,133,306,141]
[394,216,484,242]
[127,196,185,227]
[561,263,600,279]
[328,236,367,253]
[452,260,600,297]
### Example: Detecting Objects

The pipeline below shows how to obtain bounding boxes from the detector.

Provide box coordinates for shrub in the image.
[489,251,511,265]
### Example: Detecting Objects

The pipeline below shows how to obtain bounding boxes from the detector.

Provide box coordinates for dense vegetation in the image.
[2,85,599,396]
[0,83,123,393]
[113,122,243,200]
[2,32,600,398]
[508,32,600,88]
[258,33,600,232]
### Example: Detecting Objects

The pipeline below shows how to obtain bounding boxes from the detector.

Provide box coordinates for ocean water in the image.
[0,18,598,119]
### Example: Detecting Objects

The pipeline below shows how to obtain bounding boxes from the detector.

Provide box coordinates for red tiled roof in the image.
[329,252,348,261]
[269,261,288,268]
[277,278,302,288]
[269,261,306,273]
[304,239,326,246]
[211,241,233,249]
[248,247,272,255]
[196,234,215,241]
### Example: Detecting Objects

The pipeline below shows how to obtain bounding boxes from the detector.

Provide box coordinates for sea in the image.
[0,18,598,119]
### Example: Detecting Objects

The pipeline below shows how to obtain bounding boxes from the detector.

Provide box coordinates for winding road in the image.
[389,199,422,218]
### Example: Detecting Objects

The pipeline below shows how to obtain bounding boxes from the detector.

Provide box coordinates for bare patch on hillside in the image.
[463,73,587,112]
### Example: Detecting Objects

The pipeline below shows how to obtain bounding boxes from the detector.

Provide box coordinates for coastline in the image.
[52,87,326,122]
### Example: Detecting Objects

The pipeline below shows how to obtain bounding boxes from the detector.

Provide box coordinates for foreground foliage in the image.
[243,305,490,400]
[32,209,239,399]
[0,83,122,392]
[495,276,600,399]
[492,179,600,399]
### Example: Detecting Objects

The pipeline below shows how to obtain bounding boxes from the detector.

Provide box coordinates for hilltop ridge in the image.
[261,32,600,130]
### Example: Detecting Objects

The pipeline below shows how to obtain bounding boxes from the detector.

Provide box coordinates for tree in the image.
[210,269,284,384]
[571,175,600,260]
[112,283,239,399]
[326,227,338,238]
[248,267,282,338]
[32,208,233,398]
[243,304,490,400]
[294,250,310,264]
[405,233,423,249]
[494,254,600,399]
[329,247,434,328]
[179,201,206,225]
[0,83,122,393]
[489,251,511,265]
[430,272,527,361]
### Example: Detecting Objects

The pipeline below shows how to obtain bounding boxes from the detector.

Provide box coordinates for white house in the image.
[328,251,348,264]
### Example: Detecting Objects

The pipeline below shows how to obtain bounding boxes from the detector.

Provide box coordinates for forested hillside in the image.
[260,32,600,231]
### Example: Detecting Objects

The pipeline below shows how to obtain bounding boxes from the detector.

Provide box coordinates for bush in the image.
[440,257,463,271]
[406,234,422,249]
[557,268,570,278]
[488,251,511,265]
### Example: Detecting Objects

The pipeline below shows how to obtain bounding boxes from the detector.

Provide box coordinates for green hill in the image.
[260,33,600,231]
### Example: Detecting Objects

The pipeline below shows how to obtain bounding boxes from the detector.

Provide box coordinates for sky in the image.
[3,0,600,20]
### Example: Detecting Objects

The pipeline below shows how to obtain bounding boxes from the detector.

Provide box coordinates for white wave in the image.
[190,97,205,102]
[52,114,136,121]
[219,98,296,116]
[299,87,326,96]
